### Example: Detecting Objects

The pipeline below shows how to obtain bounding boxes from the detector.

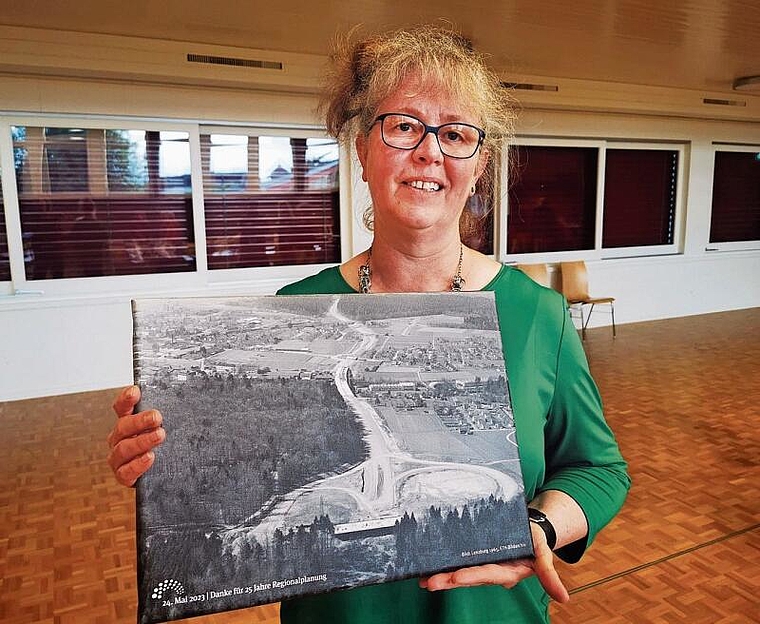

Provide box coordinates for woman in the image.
[108,26,630,624]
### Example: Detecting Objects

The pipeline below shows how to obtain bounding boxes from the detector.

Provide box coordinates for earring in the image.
[470,186,476,196]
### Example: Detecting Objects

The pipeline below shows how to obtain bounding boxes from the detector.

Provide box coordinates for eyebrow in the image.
[385,110,476,125]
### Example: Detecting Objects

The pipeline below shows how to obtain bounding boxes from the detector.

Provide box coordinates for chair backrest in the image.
[516,263,550,288]
[560,261,590,302]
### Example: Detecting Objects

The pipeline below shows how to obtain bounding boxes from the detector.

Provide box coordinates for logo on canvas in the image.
[152,578,185,601]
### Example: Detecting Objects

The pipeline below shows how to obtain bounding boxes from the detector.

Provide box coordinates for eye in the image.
[440,124,475,145]
[390,117,422,134]
[443,129,465,143]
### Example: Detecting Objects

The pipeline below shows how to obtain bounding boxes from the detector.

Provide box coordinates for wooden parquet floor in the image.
[551,308,760,623]
[1,308,758,623]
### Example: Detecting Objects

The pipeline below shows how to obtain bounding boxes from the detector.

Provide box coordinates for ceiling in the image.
[1,0,758,94]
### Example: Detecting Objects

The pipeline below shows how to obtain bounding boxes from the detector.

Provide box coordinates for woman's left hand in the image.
[419,523,570,603]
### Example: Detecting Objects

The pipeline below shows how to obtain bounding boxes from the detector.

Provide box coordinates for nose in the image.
[413,130,444,163]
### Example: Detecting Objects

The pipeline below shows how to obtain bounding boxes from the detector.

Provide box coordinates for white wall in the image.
[582,253,760,323]
[0,297,133,399]
[1,47,759,401]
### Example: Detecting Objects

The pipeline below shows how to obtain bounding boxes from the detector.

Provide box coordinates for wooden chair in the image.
[560,261,615,339]
[515,263,550,288]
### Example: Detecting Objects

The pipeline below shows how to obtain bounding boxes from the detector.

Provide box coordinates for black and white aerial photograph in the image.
[132,292,534,623]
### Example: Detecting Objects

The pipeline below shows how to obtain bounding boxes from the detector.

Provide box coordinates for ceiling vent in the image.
[703,97,746,107]
[502,82,559,92]
[187,53,283,70]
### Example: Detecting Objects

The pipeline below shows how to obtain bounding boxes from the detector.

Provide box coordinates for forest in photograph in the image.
[138,374,368,526]
[337,291,499,328]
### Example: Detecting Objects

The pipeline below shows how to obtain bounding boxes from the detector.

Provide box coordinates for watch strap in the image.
[528,507,557,551]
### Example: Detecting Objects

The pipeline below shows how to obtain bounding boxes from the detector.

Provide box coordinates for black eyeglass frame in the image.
[373,113,486,159]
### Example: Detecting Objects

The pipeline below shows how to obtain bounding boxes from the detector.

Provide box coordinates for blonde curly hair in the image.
[320,25,516,238]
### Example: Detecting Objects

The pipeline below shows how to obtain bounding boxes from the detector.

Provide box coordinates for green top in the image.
[277,264,630,624]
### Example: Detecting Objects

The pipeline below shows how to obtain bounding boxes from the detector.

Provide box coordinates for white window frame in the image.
[502,137,605,265]
[601,142,686,259]
[705,143,760,253]
[501,137,687,264]
[0,115,203,298]
[0,115,346,301]
[198,124,345,287]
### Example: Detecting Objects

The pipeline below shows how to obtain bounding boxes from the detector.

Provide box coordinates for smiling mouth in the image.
[406,180,442,192]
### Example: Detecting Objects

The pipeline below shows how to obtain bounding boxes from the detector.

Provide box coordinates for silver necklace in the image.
[358,243,465,293]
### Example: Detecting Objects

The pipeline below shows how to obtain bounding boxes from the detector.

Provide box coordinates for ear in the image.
[474,148,490,181]
[356,134,368,183]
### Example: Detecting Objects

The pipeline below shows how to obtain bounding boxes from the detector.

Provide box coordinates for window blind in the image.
[507,145,597,254]
[603,149,678,248]
[710,151,760,243]
[201,134,340,269]
[12,127,196,279]
[0,171,9,281]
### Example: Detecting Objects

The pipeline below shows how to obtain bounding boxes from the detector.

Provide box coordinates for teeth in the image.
[408,180,441,191]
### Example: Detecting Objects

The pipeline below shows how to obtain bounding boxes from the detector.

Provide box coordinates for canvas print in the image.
[132,292,533,623]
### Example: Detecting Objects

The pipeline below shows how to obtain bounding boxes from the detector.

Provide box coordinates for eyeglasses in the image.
[373,113,486,159]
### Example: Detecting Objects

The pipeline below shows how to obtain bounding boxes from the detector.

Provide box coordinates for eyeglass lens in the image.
[380,114,483,158]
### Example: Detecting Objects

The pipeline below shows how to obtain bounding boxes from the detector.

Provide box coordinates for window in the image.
[603,148,679,249]
[507,145,598,254]
[0,164,9,281]
[200,130,340,268]
[12,126,195,280]
[710,148,760,248]
[505,140,683,259]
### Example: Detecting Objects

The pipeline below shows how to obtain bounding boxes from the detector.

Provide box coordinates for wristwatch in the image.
[527,507,557,551]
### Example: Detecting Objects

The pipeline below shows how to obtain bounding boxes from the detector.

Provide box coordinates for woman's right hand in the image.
[107,385,165,486]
